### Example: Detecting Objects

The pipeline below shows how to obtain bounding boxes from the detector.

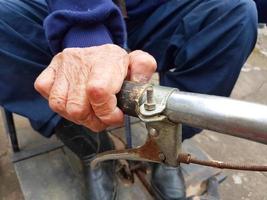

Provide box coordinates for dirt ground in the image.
[0,27,267,200]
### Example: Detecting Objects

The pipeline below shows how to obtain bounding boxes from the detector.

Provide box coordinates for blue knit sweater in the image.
[44,0,167,54]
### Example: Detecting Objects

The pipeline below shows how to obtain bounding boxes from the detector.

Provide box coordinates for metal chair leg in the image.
[1,108,20,152]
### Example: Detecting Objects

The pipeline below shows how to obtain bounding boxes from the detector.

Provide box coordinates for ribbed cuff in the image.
[62,24,113,48]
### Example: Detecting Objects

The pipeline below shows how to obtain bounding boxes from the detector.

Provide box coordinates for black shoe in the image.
[151,164,186,200]
[83,159,117,200]
[55,119,117,200]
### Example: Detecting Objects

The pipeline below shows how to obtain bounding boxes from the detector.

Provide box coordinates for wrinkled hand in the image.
[34,44,156,132]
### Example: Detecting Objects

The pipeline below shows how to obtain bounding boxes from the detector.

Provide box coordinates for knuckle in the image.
[87,46,96,53]
[62,48,72,54]
[103,43,114,48]
[103,44,116,49]
[87,83,109,102]
[34,78,44,92]
[34,78,51,98]
[56,52,62,56]
[54,52,63,60]
[102,44,127,54]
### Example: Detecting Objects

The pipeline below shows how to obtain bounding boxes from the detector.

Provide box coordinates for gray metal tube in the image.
[164,91,267,144]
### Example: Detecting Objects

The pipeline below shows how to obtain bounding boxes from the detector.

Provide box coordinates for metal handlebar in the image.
[117,81,267,144]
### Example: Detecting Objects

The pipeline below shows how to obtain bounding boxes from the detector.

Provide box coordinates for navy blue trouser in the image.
[0,0,258,138]
[254,0,267,23]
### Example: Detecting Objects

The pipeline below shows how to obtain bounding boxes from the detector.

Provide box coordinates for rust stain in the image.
[136,137,162,162]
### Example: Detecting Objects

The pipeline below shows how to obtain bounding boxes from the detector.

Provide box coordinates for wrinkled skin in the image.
[34,44,156,132]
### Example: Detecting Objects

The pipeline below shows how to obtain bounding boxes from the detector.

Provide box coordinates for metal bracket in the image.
[91,85,182,168]
[145,120,182,166]
[138,85,177,122]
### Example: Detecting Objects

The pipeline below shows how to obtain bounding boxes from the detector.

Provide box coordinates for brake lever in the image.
[91,84,181,168]
[91,82,267,173]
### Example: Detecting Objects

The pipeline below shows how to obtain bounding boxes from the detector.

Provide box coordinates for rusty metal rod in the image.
[178,153,267,171]
[134,170,155,197]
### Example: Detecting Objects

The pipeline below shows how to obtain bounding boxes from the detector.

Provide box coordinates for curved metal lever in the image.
[91,120,182,169]
[91,136,162,168]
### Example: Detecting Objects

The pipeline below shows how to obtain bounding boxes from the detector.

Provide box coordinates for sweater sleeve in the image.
[44,0,126,54]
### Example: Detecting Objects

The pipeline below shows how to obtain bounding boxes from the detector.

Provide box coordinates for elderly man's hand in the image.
[34,44,156,132]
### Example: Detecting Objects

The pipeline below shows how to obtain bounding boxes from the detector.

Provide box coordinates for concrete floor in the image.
[0,116,23,200]
[193,28,267,200]
[0,28,267,200]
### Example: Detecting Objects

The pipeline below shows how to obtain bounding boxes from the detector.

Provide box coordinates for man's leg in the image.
[127,0,258,139]
[253,0,267,23]
[0,1,117,199]
[127,0,257,199]
[0,0,59,137]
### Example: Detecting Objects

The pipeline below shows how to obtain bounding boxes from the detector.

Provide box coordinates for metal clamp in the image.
[138,85,178,122]
[91,81,267,173]
[91,85,181,168]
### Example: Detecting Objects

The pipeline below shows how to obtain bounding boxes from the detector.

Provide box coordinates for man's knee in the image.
[236,0,257,26]
[183,0,258,41]
[233,0,258,50]
[221,0,258,28]
[213,0,258,46]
